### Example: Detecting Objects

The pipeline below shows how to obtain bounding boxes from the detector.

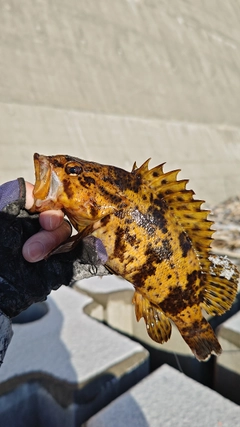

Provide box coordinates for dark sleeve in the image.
[0,178,26,363]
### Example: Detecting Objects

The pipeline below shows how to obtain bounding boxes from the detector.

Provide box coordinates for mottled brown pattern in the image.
[99,186,123,205]
[132,262,157,288]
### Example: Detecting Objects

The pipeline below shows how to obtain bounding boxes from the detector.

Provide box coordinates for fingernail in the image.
[27,242,45,262]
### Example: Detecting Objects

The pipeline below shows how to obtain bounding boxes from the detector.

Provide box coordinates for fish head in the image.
[31,153,126,230]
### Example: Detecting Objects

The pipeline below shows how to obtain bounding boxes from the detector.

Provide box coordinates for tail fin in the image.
[177,317,222,361]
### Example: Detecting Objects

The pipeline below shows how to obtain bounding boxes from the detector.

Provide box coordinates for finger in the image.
[25,183,65,230]
[39,210,65,231]
[25,182,34,210]
[22,220,72,262]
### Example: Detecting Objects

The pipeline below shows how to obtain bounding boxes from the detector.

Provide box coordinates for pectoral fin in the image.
[133,291,172,344]
[46,223,96,257]
[200,254,239,316]
[46,233,83,257]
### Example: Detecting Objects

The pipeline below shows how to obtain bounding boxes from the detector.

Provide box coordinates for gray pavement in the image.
[215,310,240,404]
[0,287,148,425]
[86,364,240,427]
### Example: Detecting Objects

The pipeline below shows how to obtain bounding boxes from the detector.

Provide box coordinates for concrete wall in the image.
[1,1,240,204]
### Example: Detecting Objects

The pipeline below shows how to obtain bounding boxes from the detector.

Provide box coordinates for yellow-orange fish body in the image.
[31,153,239,361]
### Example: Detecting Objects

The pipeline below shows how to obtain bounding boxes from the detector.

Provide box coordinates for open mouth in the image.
[33,153,61,208]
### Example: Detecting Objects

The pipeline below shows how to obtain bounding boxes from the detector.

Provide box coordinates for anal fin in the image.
[132,291,172,344]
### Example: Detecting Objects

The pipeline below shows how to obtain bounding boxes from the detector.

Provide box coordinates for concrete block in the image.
[76,276,195,357]
[215,310,240,404]
[0,287,149,426]
[1,105,240,206]
[76,276,235,387]
[86,364,240,427]
[75,275,134,334]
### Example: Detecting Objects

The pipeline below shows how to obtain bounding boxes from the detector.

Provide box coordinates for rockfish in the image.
[30,153,239,361]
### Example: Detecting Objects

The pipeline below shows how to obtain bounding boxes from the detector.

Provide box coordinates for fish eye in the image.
[65,162,83,176]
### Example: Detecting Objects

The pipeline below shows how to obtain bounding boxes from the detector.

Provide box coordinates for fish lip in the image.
[33,153,61,208]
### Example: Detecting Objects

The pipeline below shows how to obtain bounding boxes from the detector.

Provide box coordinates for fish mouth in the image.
[31,153,62,211]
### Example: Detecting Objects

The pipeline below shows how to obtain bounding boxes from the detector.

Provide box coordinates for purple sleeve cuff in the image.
[0,178,26,212]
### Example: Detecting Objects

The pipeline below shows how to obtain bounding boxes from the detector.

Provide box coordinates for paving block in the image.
[215,310,240,404]
[86,364,240,427]
[75,275,134,335]
[0,287,149,426]
[76,276,193,357]
[76,276,230,387]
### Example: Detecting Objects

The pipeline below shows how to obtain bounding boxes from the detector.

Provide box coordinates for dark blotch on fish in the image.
[84,176,96,186]
[63,179,74,198]
[114,226,126,262]
[132,263,157,287]
[99,186,123,205]
[160,270,200,316]
[179,231,192,257]
[147,206,168,234]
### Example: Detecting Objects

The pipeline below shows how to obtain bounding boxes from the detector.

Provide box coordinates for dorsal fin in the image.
[131,161,239,309]
[131,158,151,174]
[131,161,138,172]
[132,161,214,264]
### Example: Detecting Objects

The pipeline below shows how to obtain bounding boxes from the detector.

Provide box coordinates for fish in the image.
[30,153,239,361]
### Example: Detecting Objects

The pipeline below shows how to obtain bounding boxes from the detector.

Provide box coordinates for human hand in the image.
[22,182,71,262]
[0,177,108,316]
[0,177,108,364]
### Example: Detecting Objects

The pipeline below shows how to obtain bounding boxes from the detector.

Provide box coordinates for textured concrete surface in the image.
[0,1,240,204]
[76,272,240,392]
[76,275,239,361]
[86,364,240,427]
[0,287,149,425]
[76,275,193,357]
[215,311,240,404]
[76,275,237,389]
[1,105,240,206]
[0,382,77,427]
[1,1,240,125]
[218,309,240,350]
[75,275,134,334]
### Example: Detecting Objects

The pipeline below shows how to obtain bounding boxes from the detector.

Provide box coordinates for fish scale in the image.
[31,153,239,361]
